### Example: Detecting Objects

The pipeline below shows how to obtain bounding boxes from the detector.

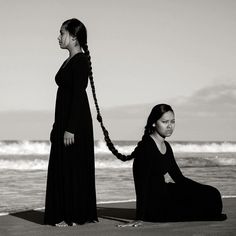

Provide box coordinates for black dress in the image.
[44,53,98,225]
[132,135,225,222]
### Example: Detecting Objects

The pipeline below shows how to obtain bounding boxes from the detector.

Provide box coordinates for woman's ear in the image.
[71,36,80,47]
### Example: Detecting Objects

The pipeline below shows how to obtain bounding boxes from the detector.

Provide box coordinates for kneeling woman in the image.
[114,104,226,223]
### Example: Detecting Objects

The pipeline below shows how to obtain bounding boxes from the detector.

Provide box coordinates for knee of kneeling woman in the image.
[212,186,222,200]
[209,186,223,213]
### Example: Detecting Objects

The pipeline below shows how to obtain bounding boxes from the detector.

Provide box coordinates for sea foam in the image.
[1,140,236,155]
[0,140,235,170]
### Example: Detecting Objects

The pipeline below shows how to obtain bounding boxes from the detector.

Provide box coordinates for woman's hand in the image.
[64,131,75,146]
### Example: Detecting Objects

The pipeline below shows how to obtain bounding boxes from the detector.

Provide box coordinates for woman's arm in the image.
[133,137,170,220]
[167,142,197,184]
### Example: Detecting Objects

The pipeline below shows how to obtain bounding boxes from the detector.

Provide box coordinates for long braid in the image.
[83,44,132,162]
[62,18,133,161]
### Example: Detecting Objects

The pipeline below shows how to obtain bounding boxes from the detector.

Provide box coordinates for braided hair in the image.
[62,18,130,161]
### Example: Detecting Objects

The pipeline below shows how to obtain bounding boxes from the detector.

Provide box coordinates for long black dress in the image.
[132,135,225,222]
[44,53,98,225]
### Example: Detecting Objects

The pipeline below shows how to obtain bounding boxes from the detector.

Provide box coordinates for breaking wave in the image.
[0,140,235,170]
[0,140,236,155]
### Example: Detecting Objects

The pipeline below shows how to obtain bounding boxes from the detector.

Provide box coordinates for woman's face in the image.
[154,111,175,138]
[57,25,73,49]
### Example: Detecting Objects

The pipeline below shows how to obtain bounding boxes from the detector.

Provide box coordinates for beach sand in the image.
[0,198,235,236]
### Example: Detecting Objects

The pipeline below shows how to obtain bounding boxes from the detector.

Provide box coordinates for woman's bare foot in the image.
[117,220,143,228]
[55,221,68,227]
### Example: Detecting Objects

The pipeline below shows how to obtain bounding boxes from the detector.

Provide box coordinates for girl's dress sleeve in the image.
[167,142,198,185]
[133,137,170,220]
[66,57,89,133]
[132,137,153,194]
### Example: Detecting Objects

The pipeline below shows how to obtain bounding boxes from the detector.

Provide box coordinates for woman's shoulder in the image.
[74,52,88,61]
[130,136,150,159]
[164,140,174,154]
[136,135,155,149]
[70,53,88,66]
[164,140,172,147]
[69,53,89,74]
[164,140,171,147]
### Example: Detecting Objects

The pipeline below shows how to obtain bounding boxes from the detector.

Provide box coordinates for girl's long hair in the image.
[63,18,130,161]
[62,19,174,162]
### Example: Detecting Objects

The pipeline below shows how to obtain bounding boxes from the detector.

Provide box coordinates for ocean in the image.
[0,140,235,215]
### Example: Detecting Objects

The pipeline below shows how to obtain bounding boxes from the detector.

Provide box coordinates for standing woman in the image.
[44,18,98,226]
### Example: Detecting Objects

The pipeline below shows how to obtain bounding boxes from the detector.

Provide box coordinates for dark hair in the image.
[62,18,87,48]
[62,20,174,162]
[62,18,129,161]
[144,104,174,136]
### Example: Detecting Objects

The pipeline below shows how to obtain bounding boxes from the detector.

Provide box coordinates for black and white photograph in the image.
[0,0,235,235]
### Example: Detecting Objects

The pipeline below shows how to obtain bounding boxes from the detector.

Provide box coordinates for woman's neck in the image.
[68,46,82,58]
[150,131,166,154]
[151,131,165,144]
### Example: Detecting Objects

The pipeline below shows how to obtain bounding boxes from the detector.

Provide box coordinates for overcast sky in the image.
[0,0,235,141]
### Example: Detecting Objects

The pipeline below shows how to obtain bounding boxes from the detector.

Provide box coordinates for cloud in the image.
[172,82,236,117]
[169,82,236,141]
[94,81,236,141]
[0,82,235,141]
[99,81,236,118]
